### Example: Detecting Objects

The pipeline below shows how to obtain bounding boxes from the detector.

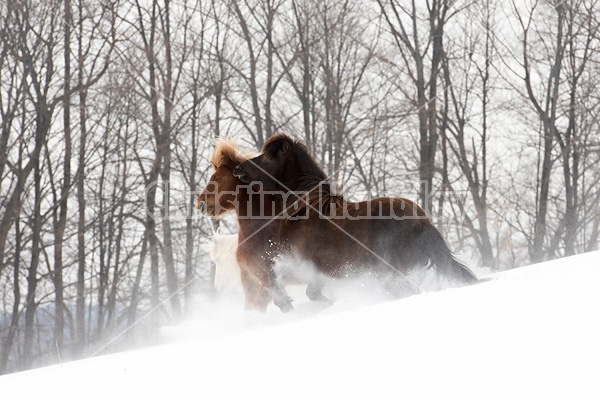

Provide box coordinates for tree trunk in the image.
[22,104,50,370]
[530,6,565,262]
[159,0,181,318]
[52,0,73,357]
[75,0,87,355]
[0,192,22,374]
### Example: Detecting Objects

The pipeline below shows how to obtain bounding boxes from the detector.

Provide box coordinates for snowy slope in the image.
[2,251,599,399]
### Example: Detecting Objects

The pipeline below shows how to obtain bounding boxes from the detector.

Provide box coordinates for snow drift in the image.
[1,251,599,399]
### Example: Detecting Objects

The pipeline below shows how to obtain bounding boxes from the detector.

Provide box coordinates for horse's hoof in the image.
[320,296,335,306]
[309,294,334,306]
[274,299,294,313]
[279,303,294,313]
[306,288,327,302]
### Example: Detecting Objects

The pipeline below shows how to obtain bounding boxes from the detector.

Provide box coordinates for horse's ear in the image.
[218,150,234,169]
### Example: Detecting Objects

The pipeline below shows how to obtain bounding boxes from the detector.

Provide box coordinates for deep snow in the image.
[1,251,599,399]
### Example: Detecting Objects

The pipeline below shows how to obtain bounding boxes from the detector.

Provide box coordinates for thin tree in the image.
[377,0,461,212]
[439,0,496,267]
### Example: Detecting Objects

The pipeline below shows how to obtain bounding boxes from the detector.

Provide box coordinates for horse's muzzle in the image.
[197,200,207,214]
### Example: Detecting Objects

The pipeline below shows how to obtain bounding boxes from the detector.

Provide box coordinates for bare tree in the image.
[550,0,599,256]
[131,0,183,317]
[510,0,600,260]
[2,0,64,369]
[227,0,294,148]
[515,0,566,262]
[439,0,496,267]
[377,0,462,211]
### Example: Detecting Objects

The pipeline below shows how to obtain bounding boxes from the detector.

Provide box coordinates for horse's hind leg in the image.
[306,279,333,305]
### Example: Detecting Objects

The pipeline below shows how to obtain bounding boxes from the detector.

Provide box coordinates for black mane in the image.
[263,134,344,214]
[263,134,326,190]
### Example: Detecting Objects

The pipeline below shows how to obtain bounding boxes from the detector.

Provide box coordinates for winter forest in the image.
[1,0,599,374]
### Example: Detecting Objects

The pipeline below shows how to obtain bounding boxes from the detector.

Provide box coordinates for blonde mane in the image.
[210,138,255,169]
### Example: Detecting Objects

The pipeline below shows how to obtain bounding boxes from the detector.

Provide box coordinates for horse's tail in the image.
[420,224,478,285]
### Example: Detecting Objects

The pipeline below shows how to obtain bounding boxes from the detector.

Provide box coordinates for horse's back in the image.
[337,197,429,222]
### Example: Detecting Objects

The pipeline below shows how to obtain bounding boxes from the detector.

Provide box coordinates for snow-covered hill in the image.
[2,251,599,399]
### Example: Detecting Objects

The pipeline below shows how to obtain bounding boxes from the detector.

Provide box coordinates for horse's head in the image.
[197,139,250,217]
[196,164,240,217]
[234,134,300,191]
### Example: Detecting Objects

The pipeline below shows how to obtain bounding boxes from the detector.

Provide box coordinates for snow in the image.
[2,251,600,399]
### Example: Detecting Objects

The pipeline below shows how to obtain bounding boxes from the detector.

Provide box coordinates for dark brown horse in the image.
[197,139,326,312]
[234,134,477,295]
[196,139,293,312]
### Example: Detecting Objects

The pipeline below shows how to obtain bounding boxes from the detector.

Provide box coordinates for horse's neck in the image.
[280,159,308,192]
[235,187,283,219]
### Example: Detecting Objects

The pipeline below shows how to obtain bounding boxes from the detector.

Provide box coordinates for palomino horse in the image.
[196,139,292,312]
[233,133,478,295]
[209,232,241,294]
[197,139,325,312]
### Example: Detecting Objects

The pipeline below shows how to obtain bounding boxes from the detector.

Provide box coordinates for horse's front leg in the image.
[240,252,294,313]
[268,266,294,313]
